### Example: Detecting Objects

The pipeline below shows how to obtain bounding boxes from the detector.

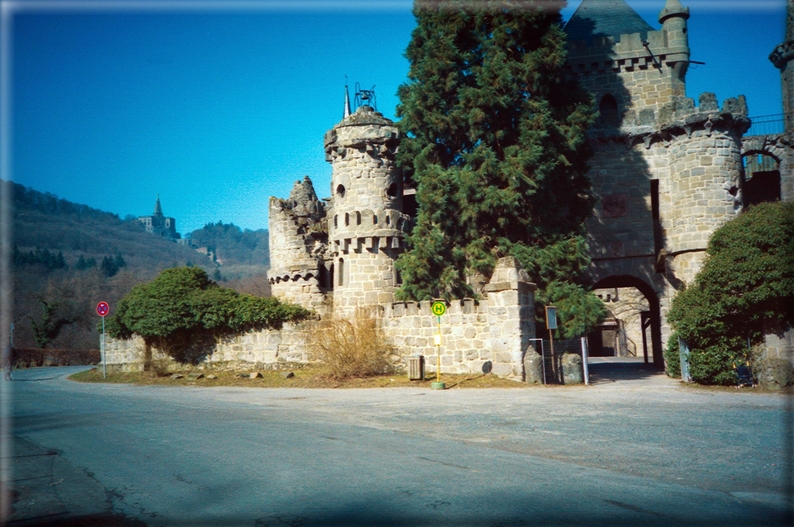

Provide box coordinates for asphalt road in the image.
[2,366,792,527]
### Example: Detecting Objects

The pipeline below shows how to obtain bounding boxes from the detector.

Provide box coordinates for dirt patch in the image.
[68,366,533,389]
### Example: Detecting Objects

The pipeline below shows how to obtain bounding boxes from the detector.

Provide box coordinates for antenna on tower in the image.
[354,82,377,111]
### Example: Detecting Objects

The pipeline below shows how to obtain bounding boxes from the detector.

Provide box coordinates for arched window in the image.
[336,184,346,198]
[599,94,619,128]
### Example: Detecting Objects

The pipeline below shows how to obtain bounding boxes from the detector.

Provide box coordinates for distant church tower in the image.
[324,102,409,316]
[138,195,180,240]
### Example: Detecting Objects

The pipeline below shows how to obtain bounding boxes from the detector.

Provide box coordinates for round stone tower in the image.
[770,0,794,132]
[268,176,330,316]
[660,92,750,284]
[324,105,409,316]
[658,0,690,94]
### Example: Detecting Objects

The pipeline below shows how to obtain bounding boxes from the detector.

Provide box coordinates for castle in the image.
[267,0,793,374]
[137,195,181,242]
[107,0,792,382]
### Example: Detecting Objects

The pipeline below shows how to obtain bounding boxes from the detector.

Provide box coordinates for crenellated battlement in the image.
[590,92,750,148]
[657,93,749,133]
[384,298,481,318]
[567,26,684,68]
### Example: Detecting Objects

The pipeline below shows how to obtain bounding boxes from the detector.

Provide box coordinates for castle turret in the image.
[660,93,750,283]
[268,176,330,316]
[658,0,690,90]
[770,0,794,132]
[324,104,409,315]
[564,0,691,133]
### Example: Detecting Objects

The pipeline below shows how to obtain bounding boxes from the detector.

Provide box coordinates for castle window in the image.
[334,215,338,228]
[386,215,391,226]
[387,183,398,198]
[356,211,361,225]
[373,214,378,225]
[338,258,345,287]
[345,213,350,226]
[336,184,346,198]
[599,94,619,128]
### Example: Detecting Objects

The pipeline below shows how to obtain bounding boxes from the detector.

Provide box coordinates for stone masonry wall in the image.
[334,243,401,313]
[566,13,689,123]
[104,321,315,373]
[667,130,743,256]
[325,105,408,316]
[104,258,537,381]
[381,283,535,379]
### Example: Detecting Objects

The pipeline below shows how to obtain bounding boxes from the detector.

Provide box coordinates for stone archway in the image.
[742,134,793,202]
[591,275,664,370]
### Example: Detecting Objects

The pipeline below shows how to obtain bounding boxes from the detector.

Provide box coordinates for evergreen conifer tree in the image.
[395,0,604,335]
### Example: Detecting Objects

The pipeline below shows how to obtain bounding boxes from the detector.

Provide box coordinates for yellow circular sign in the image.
[431,301,446,316]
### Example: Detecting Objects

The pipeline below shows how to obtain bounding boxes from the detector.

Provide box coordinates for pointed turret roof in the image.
[564,0,655,44]
[343,83,351,119]
[153,194,163,216]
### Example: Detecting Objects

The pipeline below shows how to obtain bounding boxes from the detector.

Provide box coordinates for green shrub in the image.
[663,333,681,379]
[688,345,740,386]
[668,202,794,385]
[107,267,312,364]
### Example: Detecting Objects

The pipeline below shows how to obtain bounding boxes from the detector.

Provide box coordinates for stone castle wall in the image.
[566,4,689,120]
[268,177,330,316]
[104,322,313,373]
[105,258,538,381]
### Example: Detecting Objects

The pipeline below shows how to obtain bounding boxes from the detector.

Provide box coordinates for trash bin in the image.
[407,355,425,380]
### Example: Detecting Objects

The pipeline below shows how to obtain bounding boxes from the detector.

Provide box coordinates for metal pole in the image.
[581,336,590,385]
[436,315,441,383]
[548,328,555,382]
[101,316,106,379]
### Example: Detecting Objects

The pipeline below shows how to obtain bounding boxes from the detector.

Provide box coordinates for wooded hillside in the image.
[7,181,271,350]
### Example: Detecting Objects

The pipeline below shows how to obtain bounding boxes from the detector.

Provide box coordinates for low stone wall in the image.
[753,328,794,390]
[104,257,538,381]
[380,289,534,379]
[104,321,315,373]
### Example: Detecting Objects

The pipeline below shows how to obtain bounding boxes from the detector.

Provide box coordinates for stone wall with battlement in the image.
[105,257,538,381]
[380,258,536,379]
[566,5,690,120]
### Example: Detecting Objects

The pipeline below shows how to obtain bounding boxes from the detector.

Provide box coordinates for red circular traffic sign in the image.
[96,301,110,317]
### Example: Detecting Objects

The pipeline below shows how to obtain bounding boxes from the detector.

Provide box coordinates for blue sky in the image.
[5,0,787,236]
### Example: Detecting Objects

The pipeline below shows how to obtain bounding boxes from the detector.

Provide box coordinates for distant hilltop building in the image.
[138,195,181,242]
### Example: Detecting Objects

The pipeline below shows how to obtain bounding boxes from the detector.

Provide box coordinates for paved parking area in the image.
[2,367,792,526]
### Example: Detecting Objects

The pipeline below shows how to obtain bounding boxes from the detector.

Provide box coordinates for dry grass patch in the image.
[69,365,530,389]
[306,310,394,380]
